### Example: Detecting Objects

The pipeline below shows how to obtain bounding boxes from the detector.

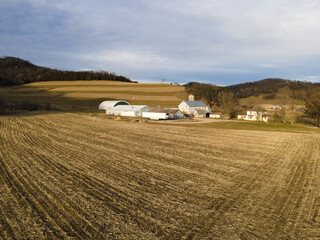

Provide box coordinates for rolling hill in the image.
[227,78,320,99]
[0,56,132,86]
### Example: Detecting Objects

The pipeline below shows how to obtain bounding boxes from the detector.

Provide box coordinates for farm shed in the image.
[99,100,129,110]
[107,105,151,117]
[210,112,222,118]
[168,109,184,119]
[143,111,168,120]
[178,100,211,117]
[142,108,184,120]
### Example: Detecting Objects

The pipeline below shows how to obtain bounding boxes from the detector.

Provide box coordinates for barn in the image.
[178,100,211,117]
[106,105,151,117]
[99,100,130,110]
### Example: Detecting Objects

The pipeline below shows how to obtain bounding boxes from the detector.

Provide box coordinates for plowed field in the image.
[0,113,319,239]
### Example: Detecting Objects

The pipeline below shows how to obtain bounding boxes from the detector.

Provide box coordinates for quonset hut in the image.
[98,100,130,110]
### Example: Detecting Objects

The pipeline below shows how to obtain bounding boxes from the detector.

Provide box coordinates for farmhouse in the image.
[107,105,151,117]
[142,108,184,120]
[210,112,222,118]
[238,110,268,122]
[178,96,211,117]
[99,100,129,110]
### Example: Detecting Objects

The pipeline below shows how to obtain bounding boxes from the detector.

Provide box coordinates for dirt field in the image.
[0,113,319,239]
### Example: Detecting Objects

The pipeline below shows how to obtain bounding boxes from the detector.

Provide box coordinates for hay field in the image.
[0,81,187,108]
[0,113,319,239]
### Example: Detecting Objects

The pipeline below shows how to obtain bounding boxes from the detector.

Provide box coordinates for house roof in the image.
[184,100,208,107]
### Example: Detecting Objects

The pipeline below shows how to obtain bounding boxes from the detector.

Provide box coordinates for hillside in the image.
[0,81,186,112]
[0,56,132,86]
[227,78,320,99]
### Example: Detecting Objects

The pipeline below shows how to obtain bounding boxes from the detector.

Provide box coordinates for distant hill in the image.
[0,56,132,86]
[227,78,320,100]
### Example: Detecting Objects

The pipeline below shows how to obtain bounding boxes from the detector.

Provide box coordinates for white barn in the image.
[99,100,130,110]
[178,100,211,117]
[107,105,151,117]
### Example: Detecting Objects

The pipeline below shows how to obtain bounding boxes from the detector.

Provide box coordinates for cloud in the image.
[1,0,320,84]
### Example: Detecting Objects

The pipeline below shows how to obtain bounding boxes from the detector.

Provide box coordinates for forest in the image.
[185,79,320,126]
[227,78,320,100]
[0,56,133,86]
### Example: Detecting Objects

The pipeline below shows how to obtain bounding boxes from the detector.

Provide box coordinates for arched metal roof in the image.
[98,100,130,110]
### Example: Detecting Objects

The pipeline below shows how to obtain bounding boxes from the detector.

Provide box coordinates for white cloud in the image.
[260,64,278,68]
[1,0,320,84]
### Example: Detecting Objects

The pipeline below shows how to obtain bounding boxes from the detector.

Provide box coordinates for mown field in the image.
[0,112,319,239]
[0,81,186,109]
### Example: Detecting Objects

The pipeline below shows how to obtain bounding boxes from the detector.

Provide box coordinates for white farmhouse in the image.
[99,100,130,110]
[107,105,151,117]
[238,111,268,122]
[178,100,211,117]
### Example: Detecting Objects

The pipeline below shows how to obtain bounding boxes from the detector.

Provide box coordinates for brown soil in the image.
[0,113,319,239]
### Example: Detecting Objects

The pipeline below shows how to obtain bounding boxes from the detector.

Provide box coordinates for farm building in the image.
[269,105,282,110]
[106,105,151,117]
[178,100,211,117]
[168,109,184,119]
[143,111,168,120]
[210,112,222,118]
[238,111,268,122]
[142,108,184,120]
[99,100,129,110]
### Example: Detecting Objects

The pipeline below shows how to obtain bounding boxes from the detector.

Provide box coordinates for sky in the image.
[1,0,320,85]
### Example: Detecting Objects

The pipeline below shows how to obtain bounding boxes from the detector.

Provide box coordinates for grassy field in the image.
[0,112,319,239]
[0,81,187,109]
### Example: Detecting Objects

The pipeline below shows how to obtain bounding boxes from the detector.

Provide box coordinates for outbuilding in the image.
[143,108,184,120]
[143,111,168,120]
[210,112,222,118]
[168,109,184,119]
[106,105,151,117]
[99,100,130,110]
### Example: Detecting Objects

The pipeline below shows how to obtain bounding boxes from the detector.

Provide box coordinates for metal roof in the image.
[184,100,208,107]
[147,108,181,114]
[99,100,129,110]
[110,105,150,111]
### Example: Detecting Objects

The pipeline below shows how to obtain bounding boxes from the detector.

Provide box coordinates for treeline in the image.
[227,78,320,100]
[0,56,133,86]
[0,97,53,115]
[305,95,320,127]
